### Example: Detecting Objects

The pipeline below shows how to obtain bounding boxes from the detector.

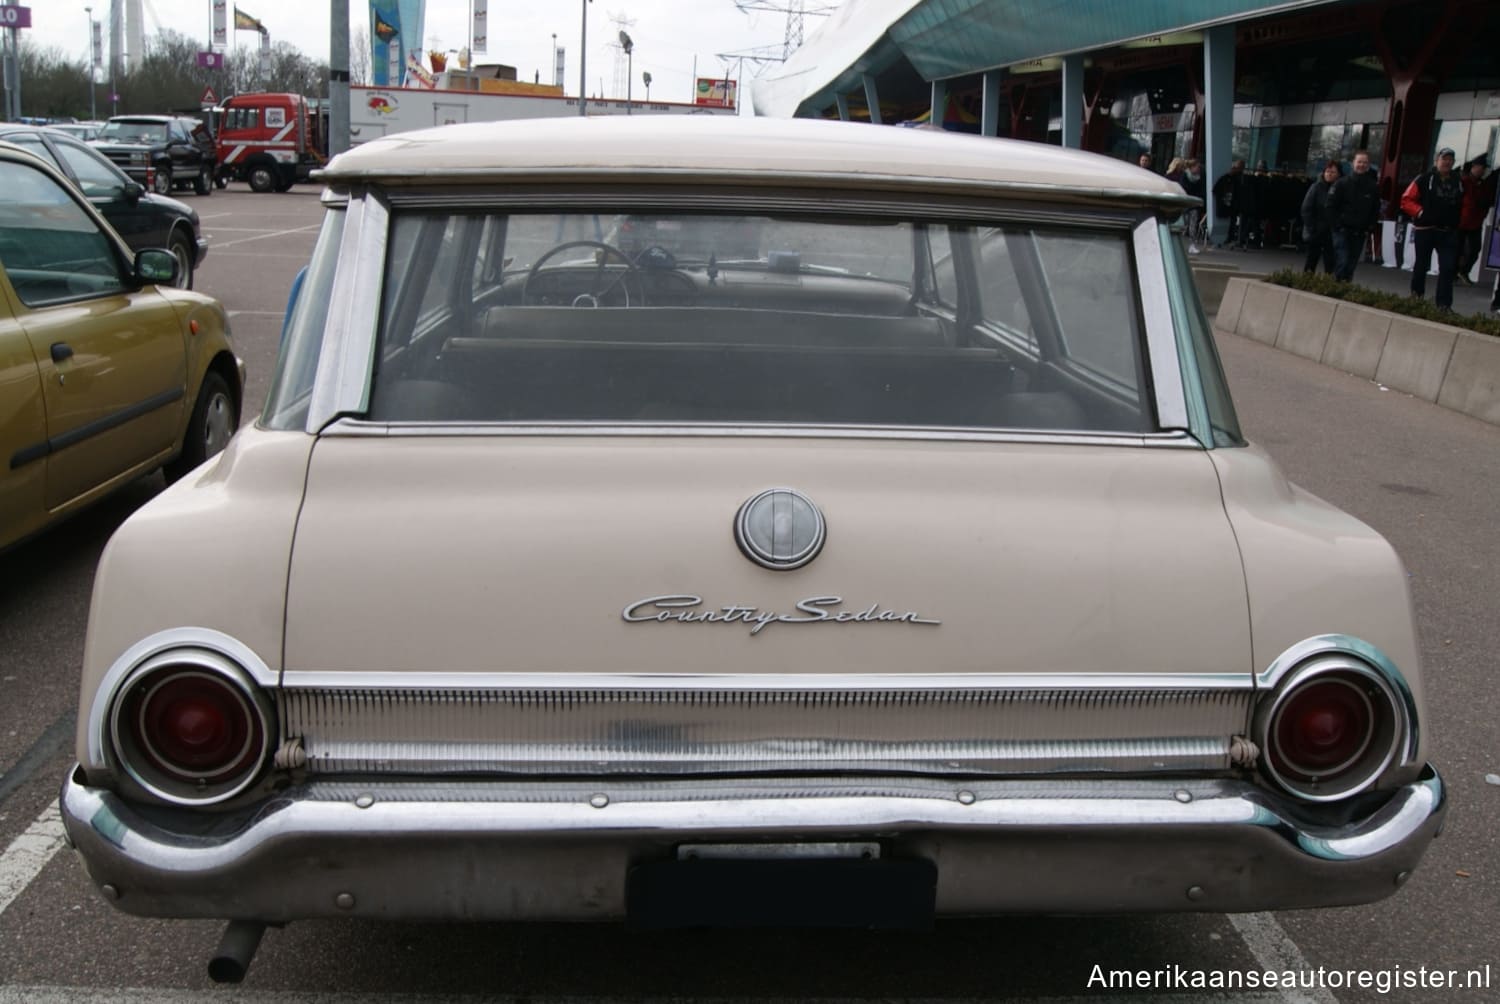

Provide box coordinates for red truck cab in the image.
[215,92,325,192]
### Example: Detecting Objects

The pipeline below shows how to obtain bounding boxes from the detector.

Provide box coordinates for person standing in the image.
[1301,161,1341,274]
[1457,154,1494,285]
[1401,147,1464,310]
[1168,158,1206,253]
[1213,159,1248,248]
[1326,149,1380,281]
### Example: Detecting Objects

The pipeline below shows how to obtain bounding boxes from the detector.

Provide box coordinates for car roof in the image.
[319,116,1194,210]
[106,115,175,123]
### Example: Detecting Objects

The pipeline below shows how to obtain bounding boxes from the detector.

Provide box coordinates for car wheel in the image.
[153,168,173,195]
[164,372,237,483]
[193,170,211,195]
[167,231,195,289]
[247,164,276,193]
[214,174,228,189]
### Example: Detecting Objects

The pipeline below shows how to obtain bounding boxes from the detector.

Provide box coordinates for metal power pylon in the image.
[608,13,636,100]
[732,0,837,61]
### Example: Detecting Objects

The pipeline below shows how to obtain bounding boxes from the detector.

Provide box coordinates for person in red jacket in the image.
[1401,148,1463,310]
[1457,154,1494,285]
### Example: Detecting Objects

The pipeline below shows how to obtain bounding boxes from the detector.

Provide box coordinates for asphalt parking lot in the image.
[0,185,1496,1001]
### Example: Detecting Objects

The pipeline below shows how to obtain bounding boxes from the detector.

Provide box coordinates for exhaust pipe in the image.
[208,920,266,984]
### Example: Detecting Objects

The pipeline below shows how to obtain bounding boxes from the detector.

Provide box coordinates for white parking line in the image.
[1230,913,1340,1004]
[212,224,323,250]
[0,800,65,920]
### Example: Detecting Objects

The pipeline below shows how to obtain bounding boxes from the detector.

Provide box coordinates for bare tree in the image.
[349,27,371,86]
[17,42,91,120]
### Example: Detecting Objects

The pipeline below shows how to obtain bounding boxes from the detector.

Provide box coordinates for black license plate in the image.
[626,856,937,930]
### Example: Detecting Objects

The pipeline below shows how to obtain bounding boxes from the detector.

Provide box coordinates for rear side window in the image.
[362,209,1153,434]
[0,161,127,307]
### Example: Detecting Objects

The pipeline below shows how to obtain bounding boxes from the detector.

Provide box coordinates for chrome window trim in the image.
[1132,218,1190,434]
[373,186,1150,227]
[281,670,1253,692]
[306,190,388,434]
[85,627,277,771]
[325,171,1198,212]
[1158,221,1213,444]
[320,418,1203,449]
[1256,634,1420,769]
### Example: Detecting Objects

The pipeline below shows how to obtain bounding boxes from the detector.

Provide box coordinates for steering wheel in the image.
[522,240,642,307]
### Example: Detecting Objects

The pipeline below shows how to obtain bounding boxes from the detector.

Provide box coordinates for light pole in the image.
[578,0,592,116]
[84,6,96,120]
[618,31,632,113]
[642,70,651,104]
[551,33,556,86]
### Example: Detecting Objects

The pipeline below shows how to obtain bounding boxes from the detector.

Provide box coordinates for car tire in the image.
[167,230,195,290]
[193,170,211,195]
[153,168,173,195]
[164,371,237,483]
[247,164,276,193]
[214,174,228,189]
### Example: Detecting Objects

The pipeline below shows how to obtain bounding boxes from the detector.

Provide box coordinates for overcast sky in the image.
[22,1,804,106]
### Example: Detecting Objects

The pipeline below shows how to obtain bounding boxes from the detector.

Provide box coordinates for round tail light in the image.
[110,657,272,805]
[1257,661,1402,802]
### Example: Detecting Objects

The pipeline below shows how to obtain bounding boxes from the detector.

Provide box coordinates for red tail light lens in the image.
[1259,662,1402,802]
[111,662,272,804]
[136,673,260,780]
[1271,678,1372,778]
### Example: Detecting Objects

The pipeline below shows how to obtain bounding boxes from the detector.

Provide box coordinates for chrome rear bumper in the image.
[61,766,1444,922]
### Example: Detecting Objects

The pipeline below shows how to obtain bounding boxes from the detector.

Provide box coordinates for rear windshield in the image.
[98,121,168,144]
[367,211,1153,433]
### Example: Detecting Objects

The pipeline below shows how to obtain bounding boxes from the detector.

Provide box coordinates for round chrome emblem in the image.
[735,488,826,570]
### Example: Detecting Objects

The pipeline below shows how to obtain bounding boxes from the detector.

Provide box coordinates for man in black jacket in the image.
[1326,150,1380,281]
[1402,148,1464,310]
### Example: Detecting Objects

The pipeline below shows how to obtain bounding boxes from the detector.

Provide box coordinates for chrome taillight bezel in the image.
[1254,655,1405,803]
[107,649,275,806]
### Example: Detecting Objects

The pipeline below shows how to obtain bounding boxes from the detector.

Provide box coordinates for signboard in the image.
[197,52,224,70]
[201,85,219,106]
[212,0,227,45]
[0,5,31,29]
[695,77,736,109]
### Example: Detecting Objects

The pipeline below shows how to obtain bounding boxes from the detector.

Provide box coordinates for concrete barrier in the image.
[1189,264,1258,317]
[1213,275,1500,428]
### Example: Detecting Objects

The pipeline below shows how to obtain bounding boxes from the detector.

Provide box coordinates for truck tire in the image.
[247,163,277,193]
[214,172,228,189]
[193,170,212,196]
[153,167,173,195]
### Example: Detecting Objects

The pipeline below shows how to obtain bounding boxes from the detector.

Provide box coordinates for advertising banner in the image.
[472,0,487,54]
[695,78,736,109]
[212,1,227,45]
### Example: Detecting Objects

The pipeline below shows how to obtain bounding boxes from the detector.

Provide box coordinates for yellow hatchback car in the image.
[0,142,242,552]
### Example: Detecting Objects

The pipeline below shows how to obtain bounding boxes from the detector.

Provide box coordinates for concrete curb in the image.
[1213,275,1500,428]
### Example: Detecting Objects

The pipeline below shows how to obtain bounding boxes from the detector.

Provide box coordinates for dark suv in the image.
[91,115,216,196]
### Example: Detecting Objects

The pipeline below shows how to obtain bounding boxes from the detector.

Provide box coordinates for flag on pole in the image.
[234,6,266,34]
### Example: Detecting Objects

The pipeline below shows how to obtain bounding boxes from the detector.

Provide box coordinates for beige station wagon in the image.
[62,117,1444,982]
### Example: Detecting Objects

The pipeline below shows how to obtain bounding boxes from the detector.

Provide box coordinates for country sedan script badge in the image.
[623,594,942,635]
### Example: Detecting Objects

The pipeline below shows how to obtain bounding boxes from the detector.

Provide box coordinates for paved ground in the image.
[1193,239,1499,317]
